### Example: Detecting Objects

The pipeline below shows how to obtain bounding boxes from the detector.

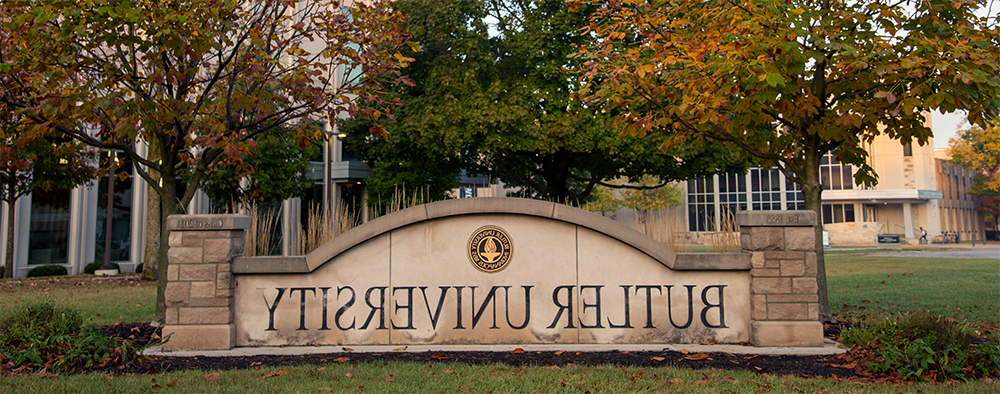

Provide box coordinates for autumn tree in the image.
[2,0,414,319]
[948,121,1000,230]
[343,0,741,205]
[573,0,1000,321]
[0,5,97,278]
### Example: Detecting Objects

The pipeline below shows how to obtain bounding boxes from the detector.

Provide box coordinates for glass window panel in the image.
[831,166,842,190]
[845,204,855,222]
[688,206,698,232]
[738,175,746,192]
[28,187,71,265]
[822,204,832,224]
[834,204,844,223]
[842,165,854,190]
[820,167,830,190]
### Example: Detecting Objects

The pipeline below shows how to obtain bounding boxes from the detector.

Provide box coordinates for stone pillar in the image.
[161,214,247,351]
[739,211,824,347]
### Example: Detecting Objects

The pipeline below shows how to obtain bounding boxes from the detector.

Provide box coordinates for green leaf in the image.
[765,73,785,88]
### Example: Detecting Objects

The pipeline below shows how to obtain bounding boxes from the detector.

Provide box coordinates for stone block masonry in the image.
[738,211,824,347]
[161,215,248,351]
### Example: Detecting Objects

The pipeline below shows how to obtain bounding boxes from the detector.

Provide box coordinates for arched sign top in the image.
[328,198,676,272]
[235,198,684,274]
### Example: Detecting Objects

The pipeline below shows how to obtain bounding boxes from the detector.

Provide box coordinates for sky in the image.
[931,110,971,149]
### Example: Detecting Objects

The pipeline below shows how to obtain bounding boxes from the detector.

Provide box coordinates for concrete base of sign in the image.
[94,269,119,276]
[144,340,846,358]
[750,321,824,347]
[162,324,236,351]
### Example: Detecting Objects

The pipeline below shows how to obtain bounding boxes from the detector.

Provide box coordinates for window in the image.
[718,172,747,214]
[822,203,855,224]
[820,153,854,190]
[784,178,805,210]
[750,168,781,210]
[687,177,715,232]
[29,187,71,265]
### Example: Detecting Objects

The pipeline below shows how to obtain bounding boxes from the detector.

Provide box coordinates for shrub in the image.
[842,312,1000,381]
[0,301,133,373]
[84,261,121,275]
[26,264,68,278]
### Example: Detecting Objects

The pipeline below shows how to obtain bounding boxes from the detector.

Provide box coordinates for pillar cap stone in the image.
[167,214,249,231]
[738,211,816,227]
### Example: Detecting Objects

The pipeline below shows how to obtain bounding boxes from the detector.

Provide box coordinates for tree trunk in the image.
[141,138,161,281]
[4,194,15,279]
[801,148,835,323]
[142,187,160,281]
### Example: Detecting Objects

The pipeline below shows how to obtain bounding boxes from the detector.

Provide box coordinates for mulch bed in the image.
[96,323,860,379]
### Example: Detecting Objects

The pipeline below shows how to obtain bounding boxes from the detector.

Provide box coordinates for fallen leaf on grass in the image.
[511,348,525,354]
[166,381,178,387]
[345,373,353,378]
[722,376,737,383]
[334,357,351,362]
[554,350,567,355]
[680,349,689,354]
[392,346,408,351]
[546,365,560,369]
[650,357,665,361]
[264,370,287,378]
[204,373,221,381]
[385,375,394,382]
[666,378,684,386]
[432,353,449,360]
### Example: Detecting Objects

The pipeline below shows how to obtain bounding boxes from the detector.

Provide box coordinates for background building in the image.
[681,132,987,246]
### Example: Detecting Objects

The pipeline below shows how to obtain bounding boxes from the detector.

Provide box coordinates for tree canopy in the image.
[573,0,1000,321]
[1,0,414,317]
[948,120,1000,229]
[343,0,741,205]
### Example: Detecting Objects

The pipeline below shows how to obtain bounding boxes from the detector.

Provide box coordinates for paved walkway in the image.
[857,243,1000,260]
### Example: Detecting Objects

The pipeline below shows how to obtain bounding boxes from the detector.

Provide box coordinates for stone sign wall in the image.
[162,198,823,350]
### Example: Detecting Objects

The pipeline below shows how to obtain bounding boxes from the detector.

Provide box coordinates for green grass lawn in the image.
[0,276,156,326]
[826,255,1000,328]
[2,359,998,393]
[1,254,998,392]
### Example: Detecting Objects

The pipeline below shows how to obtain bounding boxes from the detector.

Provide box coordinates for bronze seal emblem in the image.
[467,225,513,273]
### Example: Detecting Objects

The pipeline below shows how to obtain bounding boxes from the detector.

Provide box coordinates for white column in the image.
[67,185,87,275]
[0,200,7,274]
[13,193,31,277]
[903,202,914,238]
[131,153,148,269]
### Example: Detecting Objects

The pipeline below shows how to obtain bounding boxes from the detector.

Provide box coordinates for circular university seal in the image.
[467,225,513,273]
